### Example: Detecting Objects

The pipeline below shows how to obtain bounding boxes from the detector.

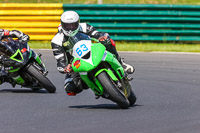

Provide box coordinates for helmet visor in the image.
[0,42,13,56]
[61,21,79,31]
[0,38,16,56]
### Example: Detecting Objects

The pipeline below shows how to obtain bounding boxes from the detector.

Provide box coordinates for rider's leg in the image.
[0,74,17,87]
[105,39,135,74]
[64,72,87,96]
[6,72,19,87]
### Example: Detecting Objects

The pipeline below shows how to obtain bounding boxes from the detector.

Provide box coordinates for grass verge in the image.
[0,0,200,5]
[28,41,200,53]
[28,41,52,49]
[117,42,200,52]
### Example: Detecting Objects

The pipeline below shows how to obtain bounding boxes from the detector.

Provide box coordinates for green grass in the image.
[28,41,200,52]
[116,42,200,52]
[0,0,200,5]
[28,41,52,49]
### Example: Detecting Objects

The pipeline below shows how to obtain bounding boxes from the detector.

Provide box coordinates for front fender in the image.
[79,69,118,96]
[91,69,118,95]
[95,69,118,82]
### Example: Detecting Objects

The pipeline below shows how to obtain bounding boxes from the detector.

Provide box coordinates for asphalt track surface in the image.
[0,50,200,133]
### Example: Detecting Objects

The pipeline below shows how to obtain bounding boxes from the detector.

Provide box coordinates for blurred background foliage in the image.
[0,0,200,5]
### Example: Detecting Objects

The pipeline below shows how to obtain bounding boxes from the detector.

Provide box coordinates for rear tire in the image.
[26,65,56,93]
[97,72,130,109]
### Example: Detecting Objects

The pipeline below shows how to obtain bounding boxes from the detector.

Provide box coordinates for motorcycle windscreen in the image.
[72,41,106,72]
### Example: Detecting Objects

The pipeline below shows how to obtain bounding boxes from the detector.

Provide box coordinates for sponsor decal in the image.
[21,48,27,53]
[73,60,80,69]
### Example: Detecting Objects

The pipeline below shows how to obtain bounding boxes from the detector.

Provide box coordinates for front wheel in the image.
[128,89,137,106]
[26,64,56,93]
[97,72,130,109]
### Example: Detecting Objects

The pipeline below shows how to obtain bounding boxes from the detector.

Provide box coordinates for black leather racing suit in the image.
[51,23,120,94]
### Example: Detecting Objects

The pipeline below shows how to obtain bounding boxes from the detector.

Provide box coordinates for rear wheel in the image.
[97,72,130,109]
[26,64,56,93]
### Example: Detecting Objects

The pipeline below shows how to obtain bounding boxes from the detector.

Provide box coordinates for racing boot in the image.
[119,57,135,74]
[0,75,14,86]
[106,39,135,74]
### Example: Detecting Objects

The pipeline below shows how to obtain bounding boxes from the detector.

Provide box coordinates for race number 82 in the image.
[76,44,88,56]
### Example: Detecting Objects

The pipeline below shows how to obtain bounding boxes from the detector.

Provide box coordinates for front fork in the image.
[32,51,47,74]
[31,50,48,76]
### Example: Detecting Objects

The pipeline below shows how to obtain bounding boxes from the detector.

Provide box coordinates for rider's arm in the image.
[80,23,111,44]
[80,23,110,39]
[51,32,68,74]
[8,30,30,42]
[0,29,29,42]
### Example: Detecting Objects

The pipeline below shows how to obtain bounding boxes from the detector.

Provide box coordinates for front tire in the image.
[97,72,130,109]
[26,65,56,93]
[128,89,137,106]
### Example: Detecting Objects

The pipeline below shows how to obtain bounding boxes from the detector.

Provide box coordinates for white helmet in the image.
[60,11,80,37]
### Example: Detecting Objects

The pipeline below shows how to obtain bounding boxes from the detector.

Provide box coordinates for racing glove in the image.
[98,33,111,45]
[64,64,73,73]
[3,29,10,36]
[20,34,30,42]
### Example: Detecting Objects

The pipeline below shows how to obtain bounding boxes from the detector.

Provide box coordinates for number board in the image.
[72,40,91,58]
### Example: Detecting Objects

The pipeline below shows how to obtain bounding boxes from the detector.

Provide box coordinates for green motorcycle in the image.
[0,37,56,93]
[69,33,136,109]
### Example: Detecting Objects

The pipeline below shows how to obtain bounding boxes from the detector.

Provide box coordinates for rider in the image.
[0,29,30,85]
[51,11,135,96]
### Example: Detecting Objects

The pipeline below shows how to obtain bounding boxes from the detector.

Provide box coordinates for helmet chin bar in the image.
[62,26,79,37]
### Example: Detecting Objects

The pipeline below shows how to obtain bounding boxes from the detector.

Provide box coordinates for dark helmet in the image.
[0,38,16,56]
